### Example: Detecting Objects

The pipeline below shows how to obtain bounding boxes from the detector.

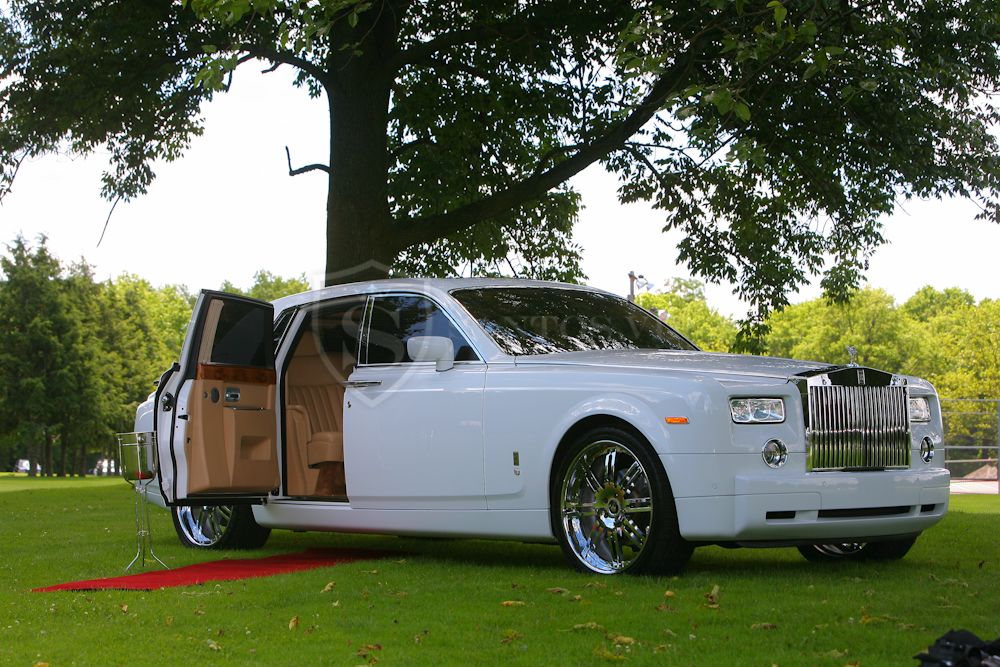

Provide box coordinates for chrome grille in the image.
[807,385,911,471]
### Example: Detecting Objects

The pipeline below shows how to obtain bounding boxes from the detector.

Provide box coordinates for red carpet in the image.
[33,548,392,592]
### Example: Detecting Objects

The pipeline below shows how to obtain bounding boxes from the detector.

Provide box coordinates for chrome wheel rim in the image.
[560,440,653,574]
[176,505,233,546]
[812,542,867,558]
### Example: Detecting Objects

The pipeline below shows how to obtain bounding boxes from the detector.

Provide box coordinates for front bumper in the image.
[670,460,950,542]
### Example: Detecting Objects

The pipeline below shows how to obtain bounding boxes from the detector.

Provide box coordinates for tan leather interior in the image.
[283,329,354,497]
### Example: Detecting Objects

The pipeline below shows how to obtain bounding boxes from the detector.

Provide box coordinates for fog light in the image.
[762,439,788,468]
[920,437,935,463]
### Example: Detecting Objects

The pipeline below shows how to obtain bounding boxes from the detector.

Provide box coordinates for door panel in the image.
[344,363,486,509]
[343,294,486,509]
[156,291,277,505]
[184,377,277,495]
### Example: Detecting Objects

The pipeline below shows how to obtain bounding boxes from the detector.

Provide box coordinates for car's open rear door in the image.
[155,290,278,505]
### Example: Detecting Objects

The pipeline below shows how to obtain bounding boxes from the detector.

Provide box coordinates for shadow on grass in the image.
[251,506,999,579]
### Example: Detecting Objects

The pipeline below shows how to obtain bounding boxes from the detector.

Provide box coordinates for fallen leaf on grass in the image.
[205,639,221,652]
[584,582,607,590]
[356,643,382,664]
[663,590,675,598]
[571,622,606,633]
[332,600,341,608]
[322,581,336,593]
[570,595,584,602]
[859,607,893,625]
[546,587,569,595]
[752,623,778,630]
[501,600,526,607]
[704,584,720,607]
[288,616,300,630]
[120,604,128,614]
[656,603,675,613]
[164,616,173,627]
[362,569,379,575]
[193,609,205,616]
[593,645,627,662]
[500,629,522,644]
[608,635,636,646]
[824,649,847,658]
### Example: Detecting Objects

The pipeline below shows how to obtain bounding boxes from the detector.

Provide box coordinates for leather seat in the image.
[284,331,354,495]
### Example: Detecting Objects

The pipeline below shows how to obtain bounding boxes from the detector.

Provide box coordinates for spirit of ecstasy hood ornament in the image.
[847,345,859,367]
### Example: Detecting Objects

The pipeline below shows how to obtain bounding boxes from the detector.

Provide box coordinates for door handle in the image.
[342,380,382,388]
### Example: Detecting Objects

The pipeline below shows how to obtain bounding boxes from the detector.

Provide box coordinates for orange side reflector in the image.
[665,417,689,425]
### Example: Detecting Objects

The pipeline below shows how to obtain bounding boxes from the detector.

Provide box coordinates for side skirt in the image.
[253,501,554,542]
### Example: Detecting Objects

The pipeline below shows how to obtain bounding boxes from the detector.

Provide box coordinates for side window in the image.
[364,295,478,365]
[202,299,274,369]
[305,296,367,362]
[272,307,296,353]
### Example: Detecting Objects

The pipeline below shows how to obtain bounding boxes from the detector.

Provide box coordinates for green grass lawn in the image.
[1,478,997,666]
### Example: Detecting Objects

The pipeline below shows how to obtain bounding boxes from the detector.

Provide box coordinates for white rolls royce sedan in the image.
[122,279,949,575]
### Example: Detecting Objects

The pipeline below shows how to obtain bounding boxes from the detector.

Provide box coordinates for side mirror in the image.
[407,336,455,372]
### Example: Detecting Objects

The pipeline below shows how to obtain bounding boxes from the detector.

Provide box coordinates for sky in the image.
[3,65,999,318]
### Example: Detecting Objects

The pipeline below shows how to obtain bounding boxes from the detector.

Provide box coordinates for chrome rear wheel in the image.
[171,504,271,550]
[798,536,917,562]
[175,505,233,547]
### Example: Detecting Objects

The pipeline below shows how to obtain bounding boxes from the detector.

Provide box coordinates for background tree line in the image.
[637,280,1000,402]
[2,236,995,475]
[0,235,307,476]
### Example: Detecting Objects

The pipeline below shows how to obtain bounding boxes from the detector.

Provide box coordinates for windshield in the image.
[451,286,697,356]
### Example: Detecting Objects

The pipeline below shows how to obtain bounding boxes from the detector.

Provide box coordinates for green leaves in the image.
[767,1,787,30]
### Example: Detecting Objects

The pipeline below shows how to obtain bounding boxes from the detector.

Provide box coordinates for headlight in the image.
[730,398,785,424]
[909,397,931,422]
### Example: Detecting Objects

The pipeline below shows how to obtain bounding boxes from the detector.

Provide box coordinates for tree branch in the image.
[170,43,331,91]
[390,34,715,251]
[392,25,513,69]
[235,44,331,89]
[285,146,331,176]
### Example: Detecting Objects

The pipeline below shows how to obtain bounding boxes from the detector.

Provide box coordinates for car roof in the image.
[270,277,616,310]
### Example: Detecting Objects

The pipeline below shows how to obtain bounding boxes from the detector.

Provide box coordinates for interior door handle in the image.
[343,380,382,388]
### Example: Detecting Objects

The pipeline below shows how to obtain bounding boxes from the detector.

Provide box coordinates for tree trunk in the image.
[26,442,36,478]
[43,428,53,477]
[58,432,67,477]
[323,4,400,286]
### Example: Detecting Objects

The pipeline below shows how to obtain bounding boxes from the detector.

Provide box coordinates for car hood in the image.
[513,349,835,380]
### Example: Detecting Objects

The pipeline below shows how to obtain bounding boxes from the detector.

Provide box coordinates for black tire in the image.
[797,535,918,563]
[863,535,919,560]
[171,504,271,550]
[550,425,693,575]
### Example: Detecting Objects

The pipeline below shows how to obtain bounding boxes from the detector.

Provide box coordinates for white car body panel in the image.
[344,361,488,509]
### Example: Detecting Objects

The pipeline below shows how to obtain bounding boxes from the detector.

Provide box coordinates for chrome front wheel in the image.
[551,427,691,575]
